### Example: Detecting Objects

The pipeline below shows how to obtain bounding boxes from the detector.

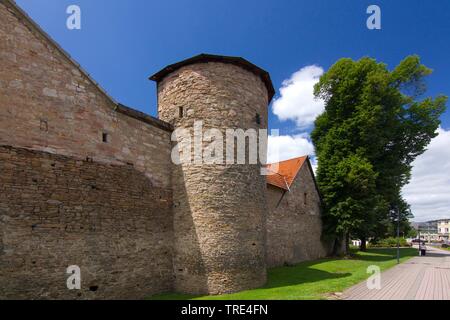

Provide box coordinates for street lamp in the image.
[396,207,400,264]
[390,205,400,264]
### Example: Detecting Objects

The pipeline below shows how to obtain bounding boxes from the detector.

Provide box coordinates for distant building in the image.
[413,219,450,242]
[351,240,362,247]
[437,220,450,241]
[419,232,440,243]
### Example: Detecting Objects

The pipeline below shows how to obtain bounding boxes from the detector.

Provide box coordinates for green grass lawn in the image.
[149,247,417,300]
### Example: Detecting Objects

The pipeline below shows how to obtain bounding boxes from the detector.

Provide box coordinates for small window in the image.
[304,193,308,206]
[102,132,109,143]
[255,113,261,125]
[40,119,48,132]
[179,106,184,118]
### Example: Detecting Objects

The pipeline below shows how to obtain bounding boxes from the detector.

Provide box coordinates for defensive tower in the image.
[151,54,275,294]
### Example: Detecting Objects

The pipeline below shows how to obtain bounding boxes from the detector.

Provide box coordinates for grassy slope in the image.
[149,248,417,300]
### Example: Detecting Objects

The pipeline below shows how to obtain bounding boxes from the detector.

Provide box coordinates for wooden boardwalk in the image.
[343,246,450,300]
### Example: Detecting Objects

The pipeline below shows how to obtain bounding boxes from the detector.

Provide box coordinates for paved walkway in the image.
[343,246,450,300]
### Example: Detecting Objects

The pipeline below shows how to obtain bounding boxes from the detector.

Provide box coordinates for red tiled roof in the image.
[266,156,308,190]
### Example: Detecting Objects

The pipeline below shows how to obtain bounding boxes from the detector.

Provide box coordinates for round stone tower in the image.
[150,54,275,295]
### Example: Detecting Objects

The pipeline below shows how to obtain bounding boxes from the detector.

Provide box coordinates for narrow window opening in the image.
[304,193,308,206]
[179,106,184,118]
[102,132,109,143]
[255,113,261,125]
[40,119,48,132]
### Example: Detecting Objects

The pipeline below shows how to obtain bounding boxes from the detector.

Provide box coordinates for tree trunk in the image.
[345,232,350,255]
[332,238,339,256]
[332,235,351,256]
[360,237,367,252]
[332,237,344,256]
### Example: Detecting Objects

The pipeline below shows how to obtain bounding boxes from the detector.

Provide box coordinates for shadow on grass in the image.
[148,248,417,300]
[150,262,351,300]
[264,261,351,289]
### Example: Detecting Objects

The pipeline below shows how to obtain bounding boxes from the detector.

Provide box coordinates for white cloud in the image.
[272,65,325,129]
[268,65,323,170]
[267,133,315,164]
[402,127,450,222]
[269,64,449,223]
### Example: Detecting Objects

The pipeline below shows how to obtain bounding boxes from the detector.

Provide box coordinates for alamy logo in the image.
[366,265,381,290]
[66,5,81,30]
[66,265,81,290]
[366,5,381,30]
[366,4,381,30]
[171,120,280,175]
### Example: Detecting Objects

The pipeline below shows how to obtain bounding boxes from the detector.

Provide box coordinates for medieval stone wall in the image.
[0,146,173,299]
[0,0,332,299]
[266,163,331,267]
[157,62,269,295]
[0,1,175,299]
[0,1,172,188]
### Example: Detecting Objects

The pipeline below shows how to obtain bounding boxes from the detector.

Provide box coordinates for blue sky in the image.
[16,0,450,131]
[15,0,450,221]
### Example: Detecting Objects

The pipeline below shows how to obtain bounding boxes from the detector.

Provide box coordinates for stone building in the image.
[0,0,331,299]
[437,220,450,241]
[266,156,328,267]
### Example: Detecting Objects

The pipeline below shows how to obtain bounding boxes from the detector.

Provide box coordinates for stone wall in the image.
[157,62,269,295]
[0,1,176,299]
[0,146,173,299]
[0,0,332,299]
[266,162,331,267]
[0,1,172,188]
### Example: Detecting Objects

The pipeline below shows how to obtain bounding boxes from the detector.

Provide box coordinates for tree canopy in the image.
[311,55,447,252]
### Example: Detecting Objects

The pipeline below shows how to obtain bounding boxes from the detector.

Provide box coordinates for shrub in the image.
[369,237,410,248]
[442,244,449,249]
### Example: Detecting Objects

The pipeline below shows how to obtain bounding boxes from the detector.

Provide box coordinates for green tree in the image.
[312,55,447,254]
[406,227,418,239]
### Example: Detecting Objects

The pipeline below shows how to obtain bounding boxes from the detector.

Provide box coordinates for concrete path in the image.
[343,246,450,300]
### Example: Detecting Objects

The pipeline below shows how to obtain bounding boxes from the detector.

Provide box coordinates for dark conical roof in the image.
[149,53,275,103]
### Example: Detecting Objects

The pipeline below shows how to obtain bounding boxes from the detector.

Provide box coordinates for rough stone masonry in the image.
[0,0,331,299]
